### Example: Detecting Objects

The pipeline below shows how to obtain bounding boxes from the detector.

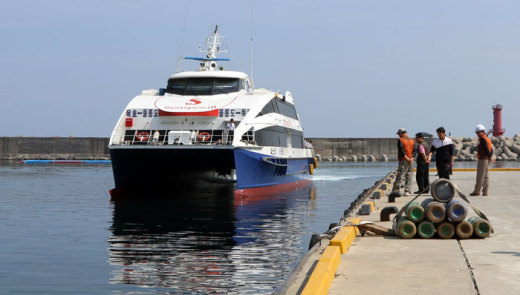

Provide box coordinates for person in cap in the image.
[414,132,430,194]
[470,124,493,196]
[428,127,454,179]
[391,128,415,196]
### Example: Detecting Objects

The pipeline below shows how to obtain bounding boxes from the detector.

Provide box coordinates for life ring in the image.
[137,131,149,142]
[198,132,211,141]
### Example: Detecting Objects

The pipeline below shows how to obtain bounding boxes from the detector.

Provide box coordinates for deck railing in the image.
[121,129,254,146]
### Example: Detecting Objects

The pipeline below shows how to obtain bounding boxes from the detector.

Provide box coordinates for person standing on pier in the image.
[391,128,415,196]
[428,127,454,179]
[414,132,430,194]
[470,124,493,196]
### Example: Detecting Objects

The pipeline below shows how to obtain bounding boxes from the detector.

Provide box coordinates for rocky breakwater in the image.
[453,135,520,161]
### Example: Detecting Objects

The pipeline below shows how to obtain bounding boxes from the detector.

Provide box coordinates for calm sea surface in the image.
[1,161,516,294]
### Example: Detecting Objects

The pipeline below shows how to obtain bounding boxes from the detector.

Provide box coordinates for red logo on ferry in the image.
[185,98,202,105]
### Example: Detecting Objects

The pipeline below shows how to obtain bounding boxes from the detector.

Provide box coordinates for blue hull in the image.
[109,146,313,198]
[234,148,313,190]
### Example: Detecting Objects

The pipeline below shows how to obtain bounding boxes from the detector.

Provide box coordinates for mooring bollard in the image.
[380,206,398,221]
[388,191,400,203]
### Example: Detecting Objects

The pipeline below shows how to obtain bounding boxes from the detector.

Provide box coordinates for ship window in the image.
[166,78,240,95]
[257,99,279,117]
[254,126,289,147]
[291,131,304,148]
[276,100,298,120]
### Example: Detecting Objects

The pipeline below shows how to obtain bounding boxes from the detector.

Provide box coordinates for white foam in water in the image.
[312,175,362,181]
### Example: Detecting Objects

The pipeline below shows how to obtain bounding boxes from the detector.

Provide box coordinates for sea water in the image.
[2,161,513,294]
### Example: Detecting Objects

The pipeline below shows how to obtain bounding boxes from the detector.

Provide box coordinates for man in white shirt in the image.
[428,127,454,179]
[225,119,235,144]
[226,119,235,130]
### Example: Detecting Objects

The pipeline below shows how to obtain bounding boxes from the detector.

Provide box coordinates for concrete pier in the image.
[285,170,520,295]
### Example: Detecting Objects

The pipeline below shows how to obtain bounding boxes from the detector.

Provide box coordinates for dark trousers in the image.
[416,162,430,192]
[436,161,451,179]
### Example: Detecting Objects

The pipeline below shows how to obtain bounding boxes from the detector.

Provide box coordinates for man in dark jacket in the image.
[414,133,430,193]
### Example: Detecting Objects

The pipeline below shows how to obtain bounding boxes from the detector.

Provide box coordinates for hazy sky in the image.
[1,0,519,138]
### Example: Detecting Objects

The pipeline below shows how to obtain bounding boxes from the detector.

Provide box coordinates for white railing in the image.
[120,129,254,146]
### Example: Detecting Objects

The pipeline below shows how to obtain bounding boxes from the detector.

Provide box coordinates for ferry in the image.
[109,26,316,197]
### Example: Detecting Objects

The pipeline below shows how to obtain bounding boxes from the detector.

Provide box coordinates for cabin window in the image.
[257,99,279,117]
[166,77,240,95]
[254,126,304,148]
[255,126,288,147]
[276,100,298,120]
[291,131,304,148]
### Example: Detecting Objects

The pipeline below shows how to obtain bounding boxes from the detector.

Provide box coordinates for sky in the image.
[1,0,519,138]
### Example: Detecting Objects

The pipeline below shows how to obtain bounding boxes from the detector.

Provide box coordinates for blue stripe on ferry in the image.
[233,148,312,190]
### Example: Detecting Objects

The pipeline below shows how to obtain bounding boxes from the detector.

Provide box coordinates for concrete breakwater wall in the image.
[0,137,110,160]
[1,137,397,161]
[309,138,398,161]
[309,136,520,162]
[2,136,519,161]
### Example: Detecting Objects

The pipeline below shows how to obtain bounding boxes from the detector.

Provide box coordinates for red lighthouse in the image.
[492,104,505,137]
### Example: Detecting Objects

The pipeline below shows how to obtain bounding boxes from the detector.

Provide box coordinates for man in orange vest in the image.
[391,128,415,196]
[470,124,493,196]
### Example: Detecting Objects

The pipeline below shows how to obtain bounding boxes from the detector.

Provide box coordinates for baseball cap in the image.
[396,128,407,134]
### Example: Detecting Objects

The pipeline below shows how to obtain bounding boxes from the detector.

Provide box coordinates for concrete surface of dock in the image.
[327,171,520,295]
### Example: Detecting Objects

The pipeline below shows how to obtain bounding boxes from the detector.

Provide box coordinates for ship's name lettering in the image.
[218,108,249,118]
[126,109,159,118]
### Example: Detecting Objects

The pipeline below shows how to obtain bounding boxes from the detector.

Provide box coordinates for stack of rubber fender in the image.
[393,179,493,239]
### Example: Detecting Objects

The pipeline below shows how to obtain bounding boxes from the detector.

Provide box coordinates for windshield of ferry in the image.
[166,77,240,95]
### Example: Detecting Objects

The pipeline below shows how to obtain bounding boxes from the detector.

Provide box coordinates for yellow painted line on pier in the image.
[414,168,520,172]
[302,217,361,295]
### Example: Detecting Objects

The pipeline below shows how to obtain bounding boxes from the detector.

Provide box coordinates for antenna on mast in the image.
[250,0,254,89]
[176,0,190,72]
[184,26,229,71]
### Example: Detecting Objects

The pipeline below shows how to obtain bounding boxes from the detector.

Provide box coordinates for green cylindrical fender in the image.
[417,220,436,239]
[393,216,417,239]
[468,216,492,238]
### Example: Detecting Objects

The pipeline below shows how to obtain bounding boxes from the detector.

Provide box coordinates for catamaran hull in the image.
[233,148,313,196]
[109,147,235,195]
[109,146,313,198]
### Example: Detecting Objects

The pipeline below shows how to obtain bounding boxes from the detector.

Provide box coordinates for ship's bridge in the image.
[166,71,251,96]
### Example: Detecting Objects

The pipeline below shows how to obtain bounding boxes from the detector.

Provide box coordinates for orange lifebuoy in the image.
[198,132,211,141]
[137,131,149,142]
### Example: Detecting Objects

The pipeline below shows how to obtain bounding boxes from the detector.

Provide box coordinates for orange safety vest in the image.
[477,135,493,160]
[398,135,415,161]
